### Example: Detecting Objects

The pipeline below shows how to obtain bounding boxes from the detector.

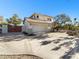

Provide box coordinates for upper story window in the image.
[31,15,39,19]
[37,15,39,18]
[32,16,35,19]
[49,19,51,21]
[47,18,51,21]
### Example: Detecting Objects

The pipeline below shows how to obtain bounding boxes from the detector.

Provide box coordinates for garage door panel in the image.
[32,25,46,33]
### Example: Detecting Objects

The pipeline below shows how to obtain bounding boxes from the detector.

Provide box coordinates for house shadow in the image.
[33,34,50,40]
[0,33,34,42]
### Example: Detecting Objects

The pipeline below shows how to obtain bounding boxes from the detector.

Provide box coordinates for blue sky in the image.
[0,0,79,19]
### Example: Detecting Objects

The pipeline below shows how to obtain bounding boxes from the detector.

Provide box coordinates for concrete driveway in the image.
[0,32,78,59]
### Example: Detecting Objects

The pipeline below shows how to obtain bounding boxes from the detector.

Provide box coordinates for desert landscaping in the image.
[0,32,79,59]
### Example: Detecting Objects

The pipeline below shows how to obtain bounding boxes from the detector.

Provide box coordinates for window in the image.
[47,18,51,21]
[37,15,39,18]
[50,19,51,21]
[32,16,35,19]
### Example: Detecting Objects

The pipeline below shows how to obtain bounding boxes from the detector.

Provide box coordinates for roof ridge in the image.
[32,13,53,18]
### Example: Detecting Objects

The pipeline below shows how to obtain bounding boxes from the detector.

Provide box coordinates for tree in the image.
[52,21,62,31]
[54,14,72,30]
[8,14,21,26]
[54,14,71,25]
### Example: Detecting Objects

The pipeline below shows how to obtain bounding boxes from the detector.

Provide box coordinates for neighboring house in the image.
[0,16,23,33]
[0,16,8,34]
[23,13,54,34]
[8,20,23,32]
[0,16,3,33]
[0,16,3,24]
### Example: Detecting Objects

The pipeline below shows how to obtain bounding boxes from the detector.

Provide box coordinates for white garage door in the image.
[32,25,47,33]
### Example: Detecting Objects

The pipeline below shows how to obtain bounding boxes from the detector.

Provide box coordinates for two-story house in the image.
[23,13,54,34]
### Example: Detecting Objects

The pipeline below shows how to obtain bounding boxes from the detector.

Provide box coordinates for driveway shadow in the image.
[33,34,49,40]
[0,33,34,42]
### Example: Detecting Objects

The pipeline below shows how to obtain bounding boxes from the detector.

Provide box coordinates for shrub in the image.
[67,31,77,36]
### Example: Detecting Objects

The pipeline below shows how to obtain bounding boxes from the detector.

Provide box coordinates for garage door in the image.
[32,25,47,33]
